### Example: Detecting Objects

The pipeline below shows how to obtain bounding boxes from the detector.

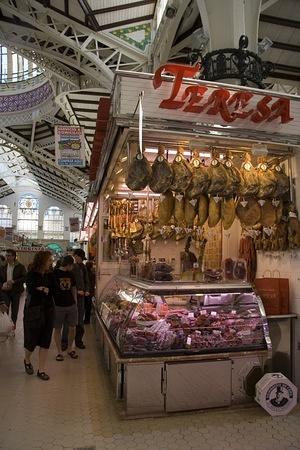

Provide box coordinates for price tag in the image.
[241,329,251,336]
[188,312,194,318]
[200,310,207,315]
[175,194,183,202]
[186,336,192,346]
[231,310,237,315]
[211,311,217,316]
[189,199,197,207]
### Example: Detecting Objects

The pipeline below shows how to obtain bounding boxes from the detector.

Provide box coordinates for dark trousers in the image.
[84,295,92,324]
[62,295,85,346]
[3,291,21,325]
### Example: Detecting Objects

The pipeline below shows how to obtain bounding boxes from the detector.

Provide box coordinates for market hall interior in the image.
[1,0,300,449]
[1,315,300,450]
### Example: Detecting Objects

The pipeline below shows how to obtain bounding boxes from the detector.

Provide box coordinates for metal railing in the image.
[0,67,43,84]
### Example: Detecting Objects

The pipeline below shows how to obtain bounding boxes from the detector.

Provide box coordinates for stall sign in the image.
[153,64,292,124]
[55,125,85,167]
[255,373,297,416]
[118,66,300,140]
[69,217,80,232]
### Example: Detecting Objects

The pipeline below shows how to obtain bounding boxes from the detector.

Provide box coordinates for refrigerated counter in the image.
[93,276,272,416]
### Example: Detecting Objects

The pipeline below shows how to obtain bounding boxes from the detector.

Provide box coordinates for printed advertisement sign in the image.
[55,125,85,167]
[69,217,80,232]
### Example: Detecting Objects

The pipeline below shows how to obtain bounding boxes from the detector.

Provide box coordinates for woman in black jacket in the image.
[23,250,55,381]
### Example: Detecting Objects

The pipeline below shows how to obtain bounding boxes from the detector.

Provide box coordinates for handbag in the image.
[0,311,13,337]
[24,305,42,322]
[24,293,44,326]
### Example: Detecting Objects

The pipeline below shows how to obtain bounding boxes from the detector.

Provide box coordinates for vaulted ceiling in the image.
[0,0,299,212]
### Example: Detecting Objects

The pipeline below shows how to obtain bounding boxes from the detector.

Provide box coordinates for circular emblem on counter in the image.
[265,383,294,412]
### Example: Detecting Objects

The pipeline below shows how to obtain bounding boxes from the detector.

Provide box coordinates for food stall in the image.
[92,64,300,414]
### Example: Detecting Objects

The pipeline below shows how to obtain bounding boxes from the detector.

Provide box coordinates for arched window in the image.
[0,45,41,83]
[0,205,12,228]
[17,195,39,239]
[43,206,64,240]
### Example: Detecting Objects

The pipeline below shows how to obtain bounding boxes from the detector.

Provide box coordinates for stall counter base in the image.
[93,276,271,417]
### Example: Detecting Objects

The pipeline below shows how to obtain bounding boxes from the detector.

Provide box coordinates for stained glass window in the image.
[43,206,64,240]
[17,194,39,239]
[0,205,12,228]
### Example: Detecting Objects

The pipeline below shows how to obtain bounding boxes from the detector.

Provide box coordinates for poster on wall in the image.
[4,227,13,241]
[69,217,80,232]
[55,125,85,167]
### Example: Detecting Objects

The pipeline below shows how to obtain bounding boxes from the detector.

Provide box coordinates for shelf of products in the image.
[96,276,270,358]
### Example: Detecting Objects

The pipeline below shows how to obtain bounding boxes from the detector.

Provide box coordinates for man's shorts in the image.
[54,304,78,328]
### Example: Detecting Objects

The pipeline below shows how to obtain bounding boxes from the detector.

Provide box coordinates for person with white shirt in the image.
[0,249,27,329]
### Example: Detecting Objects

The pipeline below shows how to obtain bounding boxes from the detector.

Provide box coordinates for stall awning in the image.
[89,97,111,182]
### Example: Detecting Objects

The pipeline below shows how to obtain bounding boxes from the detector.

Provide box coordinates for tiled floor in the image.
[0,315,300,450]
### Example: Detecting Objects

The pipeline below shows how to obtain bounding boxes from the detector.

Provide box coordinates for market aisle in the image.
[1,318,300,450]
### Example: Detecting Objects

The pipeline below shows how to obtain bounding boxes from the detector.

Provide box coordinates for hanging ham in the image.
[271,159,290,198]
[207,152,228,196]
[239,153,259,197]
[185,150,210,199]
[125,142,151,191]
[198,194,209,226]
[149,144,173,193]
[222,154,241,197]
[158,190,174,225]
[170,146,192,193]
[256,158,277,199]
[208,197,221,227]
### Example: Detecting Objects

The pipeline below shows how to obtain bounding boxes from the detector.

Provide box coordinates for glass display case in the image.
[96,276,270,357]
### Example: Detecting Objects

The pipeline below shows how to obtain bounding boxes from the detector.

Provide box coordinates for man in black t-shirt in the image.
[53,255,78,360]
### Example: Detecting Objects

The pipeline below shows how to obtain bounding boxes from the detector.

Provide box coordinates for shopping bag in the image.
[0,311,13,337]
[254,270,289,315]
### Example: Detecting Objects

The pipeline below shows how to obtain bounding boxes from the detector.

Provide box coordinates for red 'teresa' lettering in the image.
[250,96,272,123]
[268,98,293,124]
[153,63,201,109]
[152,63,294,125]
[182,86,208,113]
[227,92,254,119]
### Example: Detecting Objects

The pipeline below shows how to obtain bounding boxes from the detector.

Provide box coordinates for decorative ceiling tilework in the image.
[0,81,53,113]
[110,23,151,52]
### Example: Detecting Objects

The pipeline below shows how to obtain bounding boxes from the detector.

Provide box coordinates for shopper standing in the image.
[23,250,55,381]
[72,249,89,349]
[0,249,26,330]
[53,255,78,360]
[84,260,95,324]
